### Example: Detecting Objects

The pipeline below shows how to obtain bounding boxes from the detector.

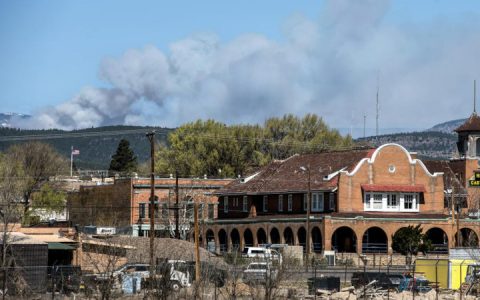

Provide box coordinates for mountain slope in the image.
[0,125,173,170]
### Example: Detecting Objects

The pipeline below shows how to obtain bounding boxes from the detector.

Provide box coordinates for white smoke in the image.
[15,0,480,131]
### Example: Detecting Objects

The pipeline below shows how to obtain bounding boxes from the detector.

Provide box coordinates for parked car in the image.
[94,263,150,284]
[241,247,282,264]
[48,265,82,294]
[243,262,278,285]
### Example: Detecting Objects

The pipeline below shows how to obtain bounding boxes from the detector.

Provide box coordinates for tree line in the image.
[154,114,354,178]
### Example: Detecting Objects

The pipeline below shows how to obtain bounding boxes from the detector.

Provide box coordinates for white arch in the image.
[342,143,443,178]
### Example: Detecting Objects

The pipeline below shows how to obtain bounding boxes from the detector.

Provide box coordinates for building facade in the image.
[68,177,232,237]
[202,136,480,256]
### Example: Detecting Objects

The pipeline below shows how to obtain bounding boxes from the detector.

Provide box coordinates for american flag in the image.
[71,149,80,155]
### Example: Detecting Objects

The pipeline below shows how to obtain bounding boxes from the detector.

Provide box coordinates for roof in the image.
[29,234,76,243]
[361,184,426,193]
[455,113,480,132]
[220,148,373,195]
[423,159,466,189]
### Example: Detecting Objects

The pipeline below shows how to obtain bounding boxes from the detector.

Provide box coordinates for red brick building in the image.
[68,177,232,237]
[203,116,480,256]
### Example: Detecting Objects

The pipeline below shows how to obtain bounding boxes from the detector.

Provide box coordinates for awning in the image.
[48,242,75,250]
[361,184,426,193]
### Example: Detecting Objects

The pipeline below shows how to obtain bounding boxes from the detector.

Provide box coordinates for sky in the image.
[1,0,480,135]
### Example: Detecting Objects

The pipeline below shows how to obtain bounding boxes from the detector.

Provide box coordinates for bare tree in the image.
[0,153,26,297]
[5,142,67,215]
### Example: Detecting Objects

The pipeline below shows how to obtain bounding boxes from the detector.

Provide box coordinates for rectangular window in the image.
[387,194,397,209]
[139,203,146,219]
[263,195,268,212]
[329,193,335,211]
[288,194,293,211]
[303,194,308,211]
[364,192,419,212]
[278,195,283,211]
[365,194,371,209]
[312,193,324,212]
[243,196,248,212]
[404,194,413,209]
[373,194,383,209]
[224,196,229,213]
[208,204,214,219]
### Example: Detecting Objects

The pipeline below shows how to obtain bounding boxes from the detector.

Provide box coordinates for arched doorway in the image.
[332,226,357,253]
[362,227,388,253]
[425,227,448,254]
[231,228,241,251]
[218,229,228,253]
[298,227,306,253]
[455,228,479,247]
[312,227,322,253]
[270,227,280,244]
[257,228,267,245]
[244,228,254,247]
[284,227,294,245]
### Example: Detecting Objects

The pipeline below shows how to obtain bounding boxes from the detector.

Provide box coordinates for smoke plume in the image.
[15,0,480,132]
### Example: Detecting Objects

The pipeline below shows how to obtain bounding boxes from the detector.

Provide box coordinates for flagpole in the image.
[70,146,73,177]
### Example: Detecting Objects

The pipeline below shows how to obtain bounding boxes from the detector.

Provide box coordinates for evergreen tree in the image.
[109,139,138,174]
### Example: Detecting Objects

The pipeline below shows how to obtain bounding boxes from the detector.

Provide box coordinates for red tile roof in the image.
[220,148,373,195]
[455,113,480,132]
[361,184,426,193]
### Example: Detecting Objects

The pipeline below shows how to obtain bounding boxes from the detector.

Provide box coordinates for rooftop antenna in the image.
[474,79,477,114]
[376,74,379,139]
[363,114,366,139]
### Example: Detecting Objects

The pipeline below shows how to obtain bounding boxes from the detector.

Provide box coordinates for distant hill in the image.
[0,125,173,170]
[356,131,457,159]
[426,118,466,134]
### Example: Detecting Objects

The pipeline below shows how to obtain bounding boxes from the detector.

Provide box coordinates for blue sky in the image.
[1,0,480,132]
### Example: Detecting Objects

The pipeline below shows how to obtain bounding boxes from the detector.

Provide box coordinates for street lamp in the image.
[300,165,311,271]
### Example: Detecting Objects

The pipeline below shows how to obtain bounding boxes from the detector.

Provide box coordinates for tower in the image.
[455,80,480,158]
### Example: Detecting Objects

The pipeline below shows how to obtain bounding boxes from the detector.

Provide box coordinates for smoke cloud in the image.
[15,0,480,132]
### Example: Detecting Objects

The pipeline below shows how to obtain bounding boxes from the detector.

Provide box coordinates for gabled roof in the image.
[455,113,480,132]
[219,148,373,195]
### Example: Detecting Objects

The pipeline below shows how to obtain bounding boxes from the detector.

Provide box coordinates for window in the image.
[329,193,335,211]
[373,194,383,209]
[364,192,419,212]
[387,194,397,209]
[263,195,268,212]
[208,204,214,219]
[312,193,324,212]
[278,195,283,211]
[139,203,146,219]
[243,196,248,212]
[288,194,293,211]
[303,194,308,211]
[364,194,371,209]
[404,194,413,209]
[224,196,229,213]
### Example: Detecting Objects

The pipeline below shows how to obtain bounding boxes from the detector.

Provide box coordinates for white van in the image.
[241,247,282,264]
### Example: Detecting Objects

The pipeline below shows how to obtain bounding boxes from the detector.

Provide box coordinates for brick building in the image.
[68,177,232,237]
[203,128,480,255]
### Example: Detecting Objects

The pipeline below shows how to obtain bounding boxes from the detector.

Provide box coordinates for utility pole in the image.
[363,114,366,139]
[306,165,311,271]
[175,170,180,239]
[194,202,201,282]
[146,131,156,279]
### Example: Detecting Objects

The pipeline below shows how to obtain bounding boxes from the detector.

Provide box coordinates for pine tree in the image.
[109,139,138,174]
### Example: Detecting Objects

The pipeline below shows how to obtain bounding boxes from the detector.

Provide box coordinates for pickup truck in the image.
[242,262,278,285]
